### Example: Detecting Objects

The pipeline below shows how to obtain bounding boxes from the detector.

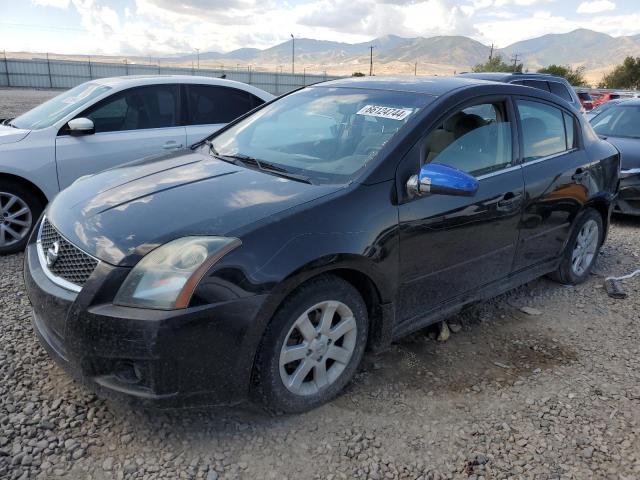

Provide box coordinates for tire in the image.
[0,181,43,255]
[550,208,603,285]
[252,275,369,413]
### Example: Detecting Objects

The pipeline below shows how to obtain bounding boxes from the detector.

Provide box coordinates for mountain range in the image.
[164,29,640,84]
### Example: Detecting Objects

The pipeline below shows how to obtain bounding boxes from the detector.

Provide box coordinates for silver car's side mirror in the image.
[67,117,95,136]
[407,163,479,198]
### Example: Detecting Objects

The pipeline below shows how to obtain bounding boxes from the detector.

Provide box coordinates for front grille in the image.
[37,218,98,289]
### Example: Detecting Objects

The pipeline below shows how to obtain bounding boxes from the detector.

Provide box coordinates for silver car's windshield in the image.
[211,86,431,184]
[11,82,111,130]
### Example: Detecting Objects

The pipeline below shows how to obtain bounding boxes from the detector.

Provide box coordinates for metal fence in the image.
[0,57,343,95]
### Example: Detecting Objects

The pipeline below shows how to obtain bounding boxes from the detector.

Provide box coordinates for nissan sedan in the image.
[25,77,619,413]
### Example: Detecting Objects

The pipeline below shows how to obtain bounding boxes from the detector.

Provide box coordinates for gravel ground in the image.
[1,88,640,479]
[0,88,60,119]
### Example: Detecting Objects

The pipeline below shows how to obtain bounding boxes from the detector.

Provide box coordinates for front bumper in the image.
[24,240,269,408]
[615,172,640,216]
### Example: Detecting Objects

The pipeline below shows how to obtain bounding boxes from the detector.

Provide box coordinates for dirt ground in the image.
[1,88,639,480]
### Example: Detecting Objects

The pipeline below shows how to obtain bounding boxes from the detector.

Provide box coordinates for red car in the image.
[577,91,594,111]
[590,92,621,108]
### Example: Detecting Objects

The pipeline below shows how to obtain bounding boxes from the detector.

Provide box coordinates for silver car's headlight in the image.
[114,236,241,310]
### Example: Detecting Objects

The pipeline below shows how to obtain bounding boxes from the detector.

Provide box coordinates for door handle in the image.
[572,167,588,181]
[497,191,522,211]
[162,141,183,150]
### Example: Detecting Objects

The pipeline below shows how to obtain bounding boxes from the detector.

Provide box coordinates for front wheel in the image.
[253,275,368,413]
[0,183,43,255]
[550,208,603,285]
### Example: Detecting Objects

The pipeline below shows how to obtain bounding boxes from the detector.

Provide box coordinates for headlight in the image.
[114,236,241,310]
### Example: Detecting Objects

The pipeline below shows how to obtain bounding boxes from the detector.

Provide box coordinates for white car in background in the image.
[0,75,274,253]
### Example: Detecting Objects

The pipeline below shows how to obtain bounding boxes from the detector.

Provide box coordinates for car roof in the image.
[90,75,274,100]
[613,98,640,106]
[459,72,569,83]
[317,75,495,96]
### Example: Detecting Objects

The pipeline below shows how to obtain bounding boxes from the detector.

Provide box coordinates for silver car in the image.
[0,75,274,253]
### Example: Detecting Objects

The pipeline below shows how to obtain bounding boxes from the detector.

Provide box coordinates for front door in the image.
[55,84,186,190]
[397,98,524,323]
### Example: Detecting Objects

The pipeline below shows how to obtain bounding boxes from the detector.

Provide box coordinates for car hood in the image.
[0,124,30,145]
[47,151,341,266]
[602,136,640,169]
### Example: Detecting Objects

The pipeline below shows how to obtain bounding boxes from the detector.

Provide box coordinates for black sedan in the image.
[25,77,619,413]
[590,98,640,215]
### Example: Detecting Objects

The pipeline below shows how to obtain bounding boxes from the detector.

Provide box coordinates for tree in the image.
[537,64,587,86]
[472,54,523,73]
[599,57,640,89]
[352,72,366,77]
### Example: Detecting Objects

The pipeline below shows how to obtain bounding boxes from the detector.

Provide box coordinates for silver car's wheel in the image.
[279,300,358,396]
[571,218,599,276]
[0,192,33,248]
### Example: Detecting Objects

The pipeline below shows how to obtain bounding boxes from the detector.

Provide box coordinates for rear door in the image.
[55,84,186,189]
[183,85,263,145]
[512,97,589,270]
[397,97,525,323]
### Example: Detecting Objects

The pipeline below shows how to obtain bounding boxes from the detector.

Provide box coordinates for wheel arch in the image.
[584,195,612,243]
[0,172,49,209]
[252,255,396,361]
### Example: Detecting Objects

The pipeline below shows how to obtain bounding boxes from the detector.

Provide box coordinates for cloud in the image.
[31,0,70,7]
[576,1,616,14]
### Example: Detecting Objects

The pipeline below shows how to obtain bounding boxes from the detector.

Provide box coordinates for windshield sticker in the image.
[356,105,413,120]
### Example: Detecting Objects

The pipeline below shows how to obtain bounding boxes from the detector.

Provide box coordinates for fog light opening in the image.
[114,361,143,385]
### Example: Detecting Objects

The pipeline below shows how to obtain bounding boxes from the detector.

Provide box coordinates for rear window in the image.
[523,80,551,92]
[548,81,574,103]
[578,92,592,101]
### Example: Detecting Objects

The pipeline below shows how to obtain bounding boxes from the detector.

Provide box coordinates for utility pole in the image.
[195,48,200,70]
[414,61,417,76]
[489,43,494,61]
[369,45,375,76]
[46,52,52,88]
[290,34,295,74]
[511,53,521,72]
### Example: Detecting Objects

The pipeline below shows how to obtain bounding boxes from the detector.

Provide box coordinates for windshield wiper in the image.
[219,153,313,184]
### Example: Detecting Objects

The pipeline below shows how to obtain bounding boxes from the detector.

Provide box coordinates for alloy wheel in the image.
[571,219,599,276]
[279,300,358,396]
[0,192,32,248]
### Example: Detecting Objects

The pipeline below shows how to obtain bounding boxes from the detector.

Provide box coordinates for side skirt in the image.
[392,257,560,340]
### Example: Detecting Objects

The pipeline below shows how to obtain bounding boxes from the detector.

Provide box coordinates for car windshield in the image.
[210,86,431,184]
[11,82,111,130]
[591,105,640,139]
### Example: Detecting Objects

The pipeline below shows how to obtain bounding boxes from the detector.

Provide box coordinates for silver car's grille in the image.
[37,217,99,291]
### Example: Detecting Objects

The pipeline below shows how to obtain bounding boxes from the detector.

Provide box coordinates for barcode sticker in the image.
[356,105,413,120]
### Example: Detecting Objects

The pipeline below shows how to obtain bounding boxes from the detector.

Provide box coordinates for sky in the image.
[1,0,639,56]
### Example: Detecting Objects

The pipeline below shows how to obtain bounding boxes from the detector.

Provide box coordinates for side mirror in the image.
[407,163,479,198]
[67,117,95,136]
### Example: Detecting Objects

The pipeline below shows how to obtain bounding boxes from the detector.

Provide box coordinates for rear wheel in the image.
[551,208,603,285]
[253,275,368,413]
[0,182,43,255]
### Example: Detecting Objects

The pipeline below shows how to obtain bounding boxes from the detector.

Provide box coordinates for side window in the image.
[421,102,513,177]
[548,81,574,103]
[563,112,576,149]
[517,100,568,161]
[82,85,179,133]
[249,94,266,108]
[523,80,551,92]
[186,86,253,125]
